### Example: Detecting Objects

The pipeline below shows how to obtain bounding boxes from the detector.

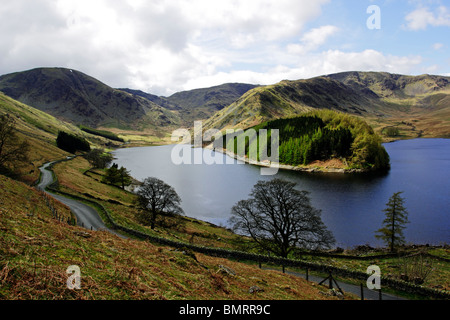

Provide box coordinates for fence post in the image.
[360,283,364,300]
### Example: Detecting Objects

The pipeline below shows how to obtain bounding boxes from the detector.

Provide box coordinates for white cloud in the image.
[180,49,424,91]
[0,0,332,95]
[287,25,339,55]
[404,5,450,30]
[433,43,444,50]
[0,0,433,96]
[176,0,330,46]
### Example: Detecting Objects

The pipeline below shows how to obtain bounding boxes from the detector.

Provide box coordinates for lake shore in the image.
[203,143,369,174]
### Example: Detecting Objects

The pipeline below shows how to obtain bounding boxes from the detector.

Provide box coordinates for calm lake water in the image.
[112,139,450,248]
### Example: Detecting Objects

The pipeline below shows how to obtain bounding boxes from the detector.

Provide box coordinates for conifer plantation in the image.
[223,110,390,171]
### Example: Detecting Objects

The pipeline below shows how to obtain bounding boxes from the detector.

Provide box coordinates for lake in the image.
[112,138,449,248]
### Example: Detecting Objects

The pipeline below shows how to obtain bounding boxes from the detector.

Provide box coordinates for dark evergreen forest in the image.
[219,110,390,170]
[56,131,91,154]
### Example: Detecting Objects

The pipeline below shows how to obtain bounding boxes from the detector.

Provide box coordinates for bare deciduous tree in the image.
[136,177,184,230]
[229,178,335,258]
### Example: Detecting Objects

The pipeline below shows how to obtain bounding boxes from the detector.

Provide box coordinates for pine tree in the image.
[375,191,409,252]
[117,166,132,189]
[102,164,132,189]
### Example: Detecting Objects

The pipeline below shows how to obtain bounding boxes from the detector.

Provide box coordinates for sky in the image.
[0,0,449,96]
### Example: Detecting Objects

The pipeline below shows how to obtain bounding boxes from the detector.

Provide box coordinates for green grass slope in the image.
[0,67,181,130]
[204,76,384,130]
[203,72,450,139]
[0,92,128,183]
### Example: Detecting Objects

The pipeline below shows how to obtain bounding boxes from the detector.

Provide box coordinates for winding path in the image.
[37,160,125,238]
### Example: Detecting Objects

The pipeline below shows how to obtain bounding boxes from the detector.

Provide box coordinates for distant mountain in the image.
[121,83,259,124]
[0,68,181,130]
[326,71,450,99]
[118,88,181,111]
[2,68,449,137]
[203,72,450,138]
[167,83,259,122]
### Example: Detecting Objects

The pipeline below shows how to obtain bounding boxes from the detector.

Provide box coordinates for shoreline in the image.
[204,143,370,174]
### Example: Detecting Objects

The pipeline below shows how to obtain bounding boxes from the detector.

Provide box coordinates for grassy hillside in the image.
[0,92,174,183]
[0,68,181,131]
[203,72,450,140]
[203,77,383,130]
[328,72,450,139]
[0,172,347,300]
[0,91,141,182]
[0,92,80,183]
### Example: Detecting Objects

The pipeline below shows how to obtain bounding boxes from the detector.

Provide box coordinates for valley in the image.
[0,67,449,301]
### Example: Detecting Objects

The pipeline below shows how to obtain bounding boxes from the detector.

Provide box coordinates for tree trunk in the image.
[151,204,156,230]
[390,200,396,252]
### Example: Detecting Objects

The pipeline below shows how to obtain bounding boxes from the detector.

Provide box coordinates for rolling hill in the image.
[0,67,258,130]
[120,82,259,124]
[203,72,450,138]
[2,68,449,139]
[166,83,259,122]
[0,91,132,183]
[0,68,181,130]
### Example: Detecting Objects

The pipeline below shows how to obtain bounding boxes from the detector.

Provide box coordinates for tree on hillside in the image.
[229,179,335,258]
[384,127,400,137]
[375,191,409,252]
[84,149,113,169]
[117,166,132,189]
[0,114,30,174]
[135,177,184,230]
[102,163,132,189]
[56,131,90,154]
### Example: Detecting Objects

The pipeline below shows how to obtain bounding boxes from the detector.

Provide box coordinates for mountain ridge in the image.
[120,82,259,124]
[0,67,181,130]
[203,71,450,138]
[1,68,449,138]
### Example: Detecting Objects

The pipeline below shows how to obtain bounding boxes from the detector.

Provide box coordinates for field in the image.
[1,91,448,300]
